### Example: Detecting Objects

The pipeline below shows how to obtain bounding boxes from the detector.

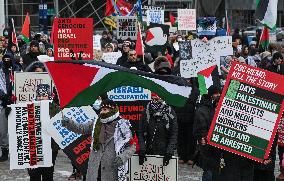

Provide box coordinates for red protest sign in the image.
[54,18,93,60]
[207,62,284,162]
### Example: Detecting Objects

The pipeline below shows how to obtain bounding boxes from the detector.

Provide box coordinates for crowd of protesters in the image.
[0,21,284,181]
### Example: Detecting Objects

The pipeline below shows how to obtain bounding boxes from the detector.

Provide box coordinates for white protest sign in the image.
[117,16,137,40]
[14,72,53,103]
[129,155,178,181]
[44,106,97,149]
[178,9,196,31]
[146,9,164,25]
[93,34,102,51]
[180,36,233,78]
[108,86,151,102]
[180,59,197,78]
[102,51,122,64]
[8,101,52,169]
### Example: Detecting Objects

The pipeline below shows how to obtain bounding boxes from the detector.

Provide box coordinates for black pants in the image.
[177,122,195,161]
[28,151,58,181]
[253,169,275,181]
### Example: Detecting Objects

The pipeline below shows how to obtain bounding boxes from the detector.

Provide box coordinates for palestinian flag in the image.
[145,23,170,55]
[21,13,30,44]
[8,18,18,51]
[255,0,278,29]
[169,12,176,26]
[44,61,191,108]
[135,22,144,56]
[197,65,221,95]
[259,26,269,50]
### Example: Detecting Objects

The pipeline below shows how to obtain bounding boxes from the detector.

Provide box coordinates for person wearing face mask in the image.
[61,99,136,181]
[138,93,178,166]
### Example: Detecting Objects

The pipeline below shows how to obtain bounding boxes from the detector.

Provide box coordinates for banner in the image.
[129,155,178,181]
[178,9,196,31]
[108,86,151,130]
[102,51,122,64]
[207,62,284,162]
[8,101,52,169]
[44,106,97,174]
[146,10,164,25]
[54,18,93,60]
[93,34,102,51]
[180,36,233,78]
[117,16,137,40]
[14,72,53,103]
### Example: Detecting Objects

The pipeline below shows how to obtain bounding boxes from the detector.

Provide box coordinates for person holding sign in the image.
[27,84,60,181]
[138,92,177,166]
[61,99,136,181]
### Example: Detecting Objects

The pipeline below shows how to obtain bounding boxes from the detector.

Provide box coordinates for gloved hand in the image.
[5,107,11,118]
[163,154,172,166]
[139,150,147,165]
[61,116,71,127]
[113,156,123,167]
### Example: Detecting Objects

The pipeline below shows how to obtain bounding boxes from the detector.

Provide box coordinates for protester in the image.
[46,47,54,57]
[267,52,284,75]
[193,85,221,181]
[22,40,41,69]
[119,50,152,72]
[116,41,131,66]
[27,84,60,181]
[138,92,178,166]
[61,99,136,181]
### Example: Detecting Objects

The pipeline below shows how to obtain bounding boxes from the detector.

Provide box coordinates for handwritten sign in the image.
[102,52,122,64]
[14,72,53,103]
[207,62,284,162]
[129,155,178,181]
[93,34,102,51]
[146,10,164,25]
[179,41,192,60]
[180,36,233,78]
[178,9,196,31]
[8,101,52,169]
[54,18,93,60]
[117,16,137,40]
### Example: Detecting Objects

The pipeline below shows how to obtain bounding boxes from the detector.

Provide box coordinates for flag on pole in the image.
[259,26,269,50]
[50,17,56,45]
[8,18,19,52]
[44,61,192,108]
[197,65,221,95]
[225,10,230,36]
[135,22,144,56]
[255,0,278,29]
[21,12,30,44]
[169,12,175,26]
[105,0,132,16]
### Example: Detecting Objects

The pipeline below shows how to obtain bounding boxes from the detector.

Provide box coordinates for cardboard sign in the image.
[108,86,151,101]
[180,36,233,78]
[179,41,192,60]
[93,34,102,51]
[45,106,97,149]
[178,9,196,31]
[207,62,284,162]
[146,10,164,25]
[117,16,137,40]
[129,155,178,181]
[8,101,52,169]
[102,52,122,64]
[108,86,151,130]
[45,106,97,175]
[54,18,93,60]
[14,72,53,103]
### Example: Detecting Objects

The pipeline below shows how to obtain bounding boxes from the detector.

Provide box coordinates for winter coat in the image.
[174,78,199,124]
[22,52,41,70]
[138,102,178,156]
[116,52,128,66]
[120,59,152,72]
[267,64,284,75]
[63,117,135,181]
[193,95,254,179]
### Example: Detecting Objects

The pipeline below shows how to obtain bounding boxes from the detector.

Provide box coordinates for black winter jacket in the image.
[138,102,178,156]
